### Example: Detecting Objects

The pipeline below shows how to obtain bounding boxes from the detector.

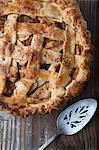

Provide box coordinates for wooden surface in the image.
[0,0,99,150]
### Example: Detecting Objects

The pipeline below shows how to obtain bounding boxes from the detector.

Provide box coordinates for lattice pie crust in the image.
[0,0,91,117]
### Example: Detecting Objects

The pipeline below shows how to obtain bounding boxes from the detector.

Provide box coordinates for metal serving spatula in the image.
[38,98,97,150]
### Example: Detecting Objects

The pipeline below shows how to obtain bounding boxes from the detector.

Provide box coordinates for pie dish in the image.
[0,0,92,117]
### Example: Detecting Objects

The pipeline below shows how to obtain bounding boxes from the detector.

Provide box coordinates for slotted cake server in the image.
[38,98,97,150]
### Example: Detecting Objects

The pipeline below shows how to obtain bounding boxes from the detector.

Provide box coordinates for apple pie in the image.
[0,0,92,117]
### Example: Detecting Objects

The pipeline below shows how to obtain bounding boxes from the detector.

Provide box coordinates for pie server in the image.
[38,98,97,150]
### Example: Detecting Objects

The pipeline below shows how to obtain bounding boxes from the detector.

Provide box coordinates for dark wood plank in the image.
[0,0,99,150]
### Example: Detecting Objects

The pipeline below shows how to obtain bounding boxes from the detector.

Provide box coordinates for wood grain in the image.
[0,0,99,150]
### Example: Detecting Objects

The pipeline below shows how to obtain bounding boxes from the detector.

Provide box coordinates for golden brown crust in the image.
[0,0,92,117]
